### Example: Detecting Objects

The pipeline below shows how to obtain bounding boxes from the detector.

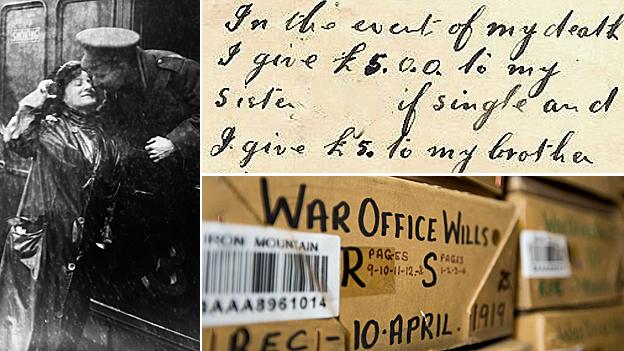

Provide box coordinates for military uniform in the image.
[76,28,199,311]
[98,47,200,193]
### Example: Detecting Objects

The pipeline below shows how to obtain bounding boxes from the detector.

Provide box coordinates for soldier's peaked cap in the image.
[77,27,140,66]
[76,27,140,49]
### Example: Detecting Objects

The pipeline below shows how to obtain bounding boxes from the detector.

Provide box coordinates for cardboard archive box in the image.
[507,178,623,311]
[399,177,504,198]
[203,177,519,350]
[540,176,619,202]
[514,304,624,351]
[463,338,532,351]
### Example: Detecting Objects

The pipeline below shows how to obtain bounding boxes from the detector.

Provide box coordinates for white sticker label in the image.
[202,222,341,326]
[520,230,572,278]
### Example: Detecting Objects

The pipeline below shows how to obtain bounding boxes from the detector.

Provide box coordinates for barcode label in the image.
[202,222,340,326]
[520,230,572,278]
[204,251,329,294]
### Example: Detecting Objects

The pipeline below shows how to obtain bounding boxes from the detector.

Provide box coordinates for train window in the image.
[0,2,46,122]
[58,0,114,63]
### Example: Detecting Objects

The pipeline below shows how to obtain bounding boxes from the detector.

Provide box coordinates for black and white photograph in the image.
[0,0,200,350]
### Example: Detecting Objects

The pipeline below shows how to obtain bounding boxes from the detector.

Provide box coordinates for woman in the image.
[0,61,120,350]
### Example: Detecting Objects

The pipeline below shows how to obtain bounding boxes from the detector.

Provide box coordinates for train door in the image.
[0,0,46,248]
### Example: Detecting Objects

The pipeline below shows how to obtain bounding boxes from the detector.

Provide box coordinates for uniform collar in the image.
[136,47,158,93]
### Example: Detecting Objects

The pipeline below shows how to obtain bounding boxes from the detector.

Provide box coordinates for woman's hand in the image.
[3,79,56,143]
[35,79,57,103]
[18,79,56,109]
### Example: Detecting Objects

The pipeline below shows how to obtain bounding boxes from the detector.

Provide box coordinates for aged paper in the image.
[203,0,623,173]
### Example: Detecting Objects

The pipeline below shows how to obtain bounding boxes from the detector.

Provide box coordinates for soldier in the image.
[75,27,199,304]
[76,27,199,169]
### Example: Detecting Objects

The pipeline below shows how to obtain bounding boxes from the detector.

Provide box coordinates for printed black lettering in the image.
[342,247,366,288]
[261,331,281,351]
[306,199,328,232]
[332,201,351,232]
[230,327,250,351]
[287,330,307,351]
[261,178,305,228]
[422,252,438,288]
[389,314,403,345]
[358,198,379,237]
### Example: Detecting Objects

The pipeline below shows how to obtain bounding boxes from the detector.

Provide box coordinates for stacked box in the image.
[507,177,624,351]
[399,177,504,198]
[515,305,624,351]
[463,338,532,351]
[540,176,619,202]
[203,176,518,350]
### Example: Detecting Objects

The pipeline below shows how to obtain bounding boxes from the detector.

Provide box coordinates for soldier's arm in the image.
[163,57,200,159]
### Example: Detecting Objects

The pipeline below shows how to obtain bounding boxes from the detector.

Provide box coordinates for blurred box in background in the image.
[540,176,619,203]
[515,305,624,351]
[461,338,532,351]
[507,177,623,311]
